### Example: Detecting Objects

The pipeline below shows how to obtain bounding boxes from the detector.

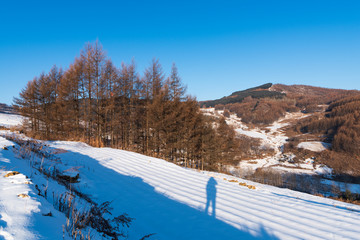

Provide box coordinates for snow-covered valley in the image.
[203,108,335,175]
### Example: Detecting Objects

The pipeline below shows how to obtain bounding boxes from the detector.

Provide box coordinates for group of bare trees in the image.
[14,41,239,170]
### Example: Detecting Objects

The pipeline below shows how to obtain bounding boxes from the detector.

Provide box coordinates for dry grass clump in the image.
[238,182,256,189]
[225,178,257,190]
[247,161,258,164]
[17,193,29,198]
[4,171,20,177]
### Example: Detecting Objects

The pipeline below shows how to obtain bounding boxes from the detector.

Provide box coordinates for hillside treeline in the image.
[295,95,360,175]
[206,84,359,125]
[298,95,360,154]
[273,84,360,113]
[216,97,297,124]
[14,41,239,170]
[201,83,285,108]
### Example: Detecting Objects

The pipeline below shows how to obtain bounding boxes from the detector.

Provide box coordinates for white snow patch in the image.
[0,113,23,129]
[315,165,333,176]
[298,142,331,152]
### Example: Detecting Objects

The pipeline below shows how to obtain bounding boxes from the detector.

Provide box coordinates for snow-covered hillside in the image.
[202,108,333,175]
[1,132,360,239]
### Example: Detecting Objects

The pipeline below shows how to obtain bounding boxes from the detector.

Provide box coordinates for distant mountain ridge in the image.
[0,103,16,114]
[201,83,285,108]
[201,83,360,108]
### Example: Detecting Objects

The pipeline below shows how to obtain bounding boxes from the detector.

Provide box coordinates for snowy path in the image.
[47,141,360,240]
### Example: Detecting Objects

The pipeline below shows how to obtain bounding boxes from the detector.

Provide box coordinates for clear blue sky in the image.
[1,0,360,104]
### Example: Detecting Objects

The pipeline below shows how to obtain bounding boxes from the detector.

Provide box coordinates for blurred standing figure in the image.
[205,177,217,217]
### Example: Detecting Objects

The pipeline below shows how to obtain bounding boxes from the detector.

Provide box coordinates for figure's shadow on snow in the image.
[205,177,217,217]
[48,147,279,240]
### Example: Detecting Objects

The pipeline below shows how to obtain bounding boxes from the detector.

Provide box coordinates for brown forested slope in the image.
[272,84,360,112]
[289,95,360,176]
[202,83,360,125]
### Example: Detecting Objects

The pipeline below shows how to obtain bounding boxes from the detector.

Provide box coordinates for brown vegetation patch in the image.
[57,173,80,183]
[228,179,238,183]
[246,161,258,164]
[237,182,256,189]
[52,149,68,154]
[225,97,297,125]
[17,193,29,198]
[4,171,20,177]
[269,164,310,170]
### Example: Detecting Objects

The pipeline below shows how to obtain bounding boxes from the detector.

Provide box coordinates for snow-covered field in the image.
[0,113,23,129]
[1,111,360,239]
[1,132,360,239]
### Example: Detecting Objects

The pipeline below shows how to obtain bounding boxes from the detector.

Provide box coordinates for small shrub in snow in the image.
[54,192,132,240]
